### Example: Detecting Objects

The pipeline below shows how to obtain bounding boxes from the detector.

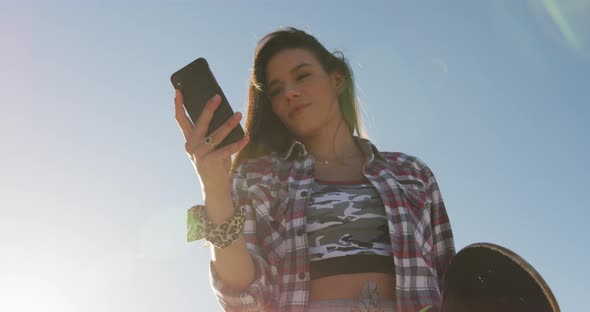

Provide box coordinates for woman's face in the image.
[265,48,344,139]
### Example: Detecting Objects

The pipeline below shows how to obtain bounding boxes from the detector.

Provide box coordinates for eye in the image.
[267,88,281,98]
[296,73,311,81]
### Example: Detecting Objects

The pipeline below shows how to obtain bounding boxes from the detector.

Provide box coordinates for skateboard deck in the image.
[439,242,560,312]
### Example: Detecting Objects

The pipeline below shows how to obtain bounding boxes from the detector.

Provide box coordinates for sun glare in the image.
[3,277,73,312]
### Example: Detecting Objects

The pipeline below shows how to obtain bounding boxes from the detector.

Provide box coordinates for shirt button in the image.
[297,229,304,236]
[301,191,308,197]
[298,272,306,280]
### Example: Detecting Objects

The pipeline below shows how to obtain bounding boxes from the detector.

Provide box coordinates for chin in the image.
[290,127,321,141]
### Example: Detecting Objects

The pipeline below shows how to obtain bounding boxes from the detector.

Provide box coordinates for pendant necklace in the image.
[312,154,362,166]
[311,155,331,165]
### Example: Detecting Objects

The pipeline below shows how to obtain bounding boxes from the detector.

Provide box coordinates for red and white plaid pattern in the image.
[189,137,455,312]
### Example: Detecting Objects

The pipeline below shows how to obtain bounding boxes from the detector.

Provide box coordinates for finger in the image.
[186,121,239,161]
[185,139,212,163]
[207,111,242,148]
[210,134,250,160]
[174,89,193,141]
[193,94,222,139]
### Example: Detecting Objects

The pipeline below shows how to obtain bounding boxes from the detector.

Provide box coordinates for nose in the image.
[284,83,301,103]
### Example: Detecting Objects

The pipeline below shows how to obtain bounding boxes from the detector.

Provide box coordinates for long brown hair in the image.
[233,27,367,169]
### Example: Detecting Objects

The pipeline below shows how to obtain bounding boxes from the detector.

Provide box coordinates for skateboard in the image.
[433,242,560,312]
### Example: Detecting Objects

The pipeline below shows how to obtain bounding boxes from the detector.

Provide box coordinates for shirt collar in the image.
[279,136,386,164]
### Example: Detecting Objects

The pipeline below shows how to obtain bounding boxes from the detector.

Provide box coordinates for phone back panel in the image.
[171,58,244,149]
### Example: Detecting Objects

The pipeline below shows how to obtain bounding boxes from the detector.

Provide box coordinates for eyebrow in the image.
[266,63,312,90]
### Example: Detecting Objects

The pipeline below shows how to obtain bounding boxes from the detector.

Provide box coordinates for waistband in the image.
[308,299,396,311]
[307,280,396,312]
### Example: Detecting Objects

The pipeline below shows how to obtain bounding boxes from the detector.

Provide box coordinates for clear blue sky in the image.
[2,1,589,311]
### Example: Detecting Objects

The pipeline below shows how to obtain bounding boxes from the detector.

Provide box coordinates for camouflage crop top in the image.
[307,178,395,279]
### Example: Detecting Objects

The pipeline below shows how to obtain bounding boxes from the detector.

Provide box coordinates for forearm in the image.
[211,236,256,290]
[205,190,256,290]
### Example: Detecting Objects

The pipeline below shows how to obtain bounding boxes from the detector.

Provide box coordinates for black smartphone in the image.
[170,57,244,149]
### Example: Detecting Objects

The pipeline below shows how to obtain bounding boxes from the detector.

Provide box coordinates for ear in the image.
[331,71,346,95]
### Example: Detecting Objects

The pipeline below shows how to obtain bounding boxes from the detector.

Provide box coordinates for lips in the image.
[288,102,311,118]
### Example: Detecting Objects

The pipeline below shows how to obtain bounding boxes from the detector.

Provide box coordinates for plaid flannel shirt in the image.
[187,137,456,312]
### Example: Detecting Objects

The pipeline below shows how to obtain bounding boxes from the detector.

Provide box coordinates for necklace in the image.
[318,159,330,165]
[311,153,363,166]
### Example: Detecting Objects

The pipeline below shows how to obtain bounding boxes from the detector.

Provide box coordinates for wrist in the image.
[207,207,235,225]
[203,190,235,225]
[206,207,246,249]
[202,183,231,200]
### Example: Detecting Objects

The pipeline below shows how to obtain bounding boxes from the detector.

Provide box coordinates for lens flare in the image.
[529,0,590,60]
[543,0,581,49]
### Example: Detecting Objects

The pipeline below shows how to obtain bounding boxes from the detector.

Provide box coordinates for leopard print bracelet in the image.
[205,207,246,248]
[186,205,246,248]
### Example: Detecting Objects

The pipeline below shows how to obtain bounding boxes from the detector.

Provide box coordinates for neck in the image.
[298,120,361,162]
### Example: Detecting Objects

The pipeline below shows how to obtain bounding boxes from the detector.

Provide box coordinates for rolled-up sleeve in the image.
[209,252,270,311]
[187,161,277,311]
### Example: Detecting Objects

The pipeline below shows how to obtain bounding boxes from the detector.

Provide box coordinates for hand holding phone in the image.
[172,58,250,199]
[171,57,245,150]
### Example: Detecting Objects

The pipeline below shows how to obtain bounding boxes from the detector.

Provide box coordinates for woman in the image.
[175,27,455,312]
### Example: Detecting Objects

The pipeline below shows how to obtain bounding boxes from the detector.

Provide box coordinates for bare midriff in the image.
[310,158,395,301]
[309,272,396,301]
